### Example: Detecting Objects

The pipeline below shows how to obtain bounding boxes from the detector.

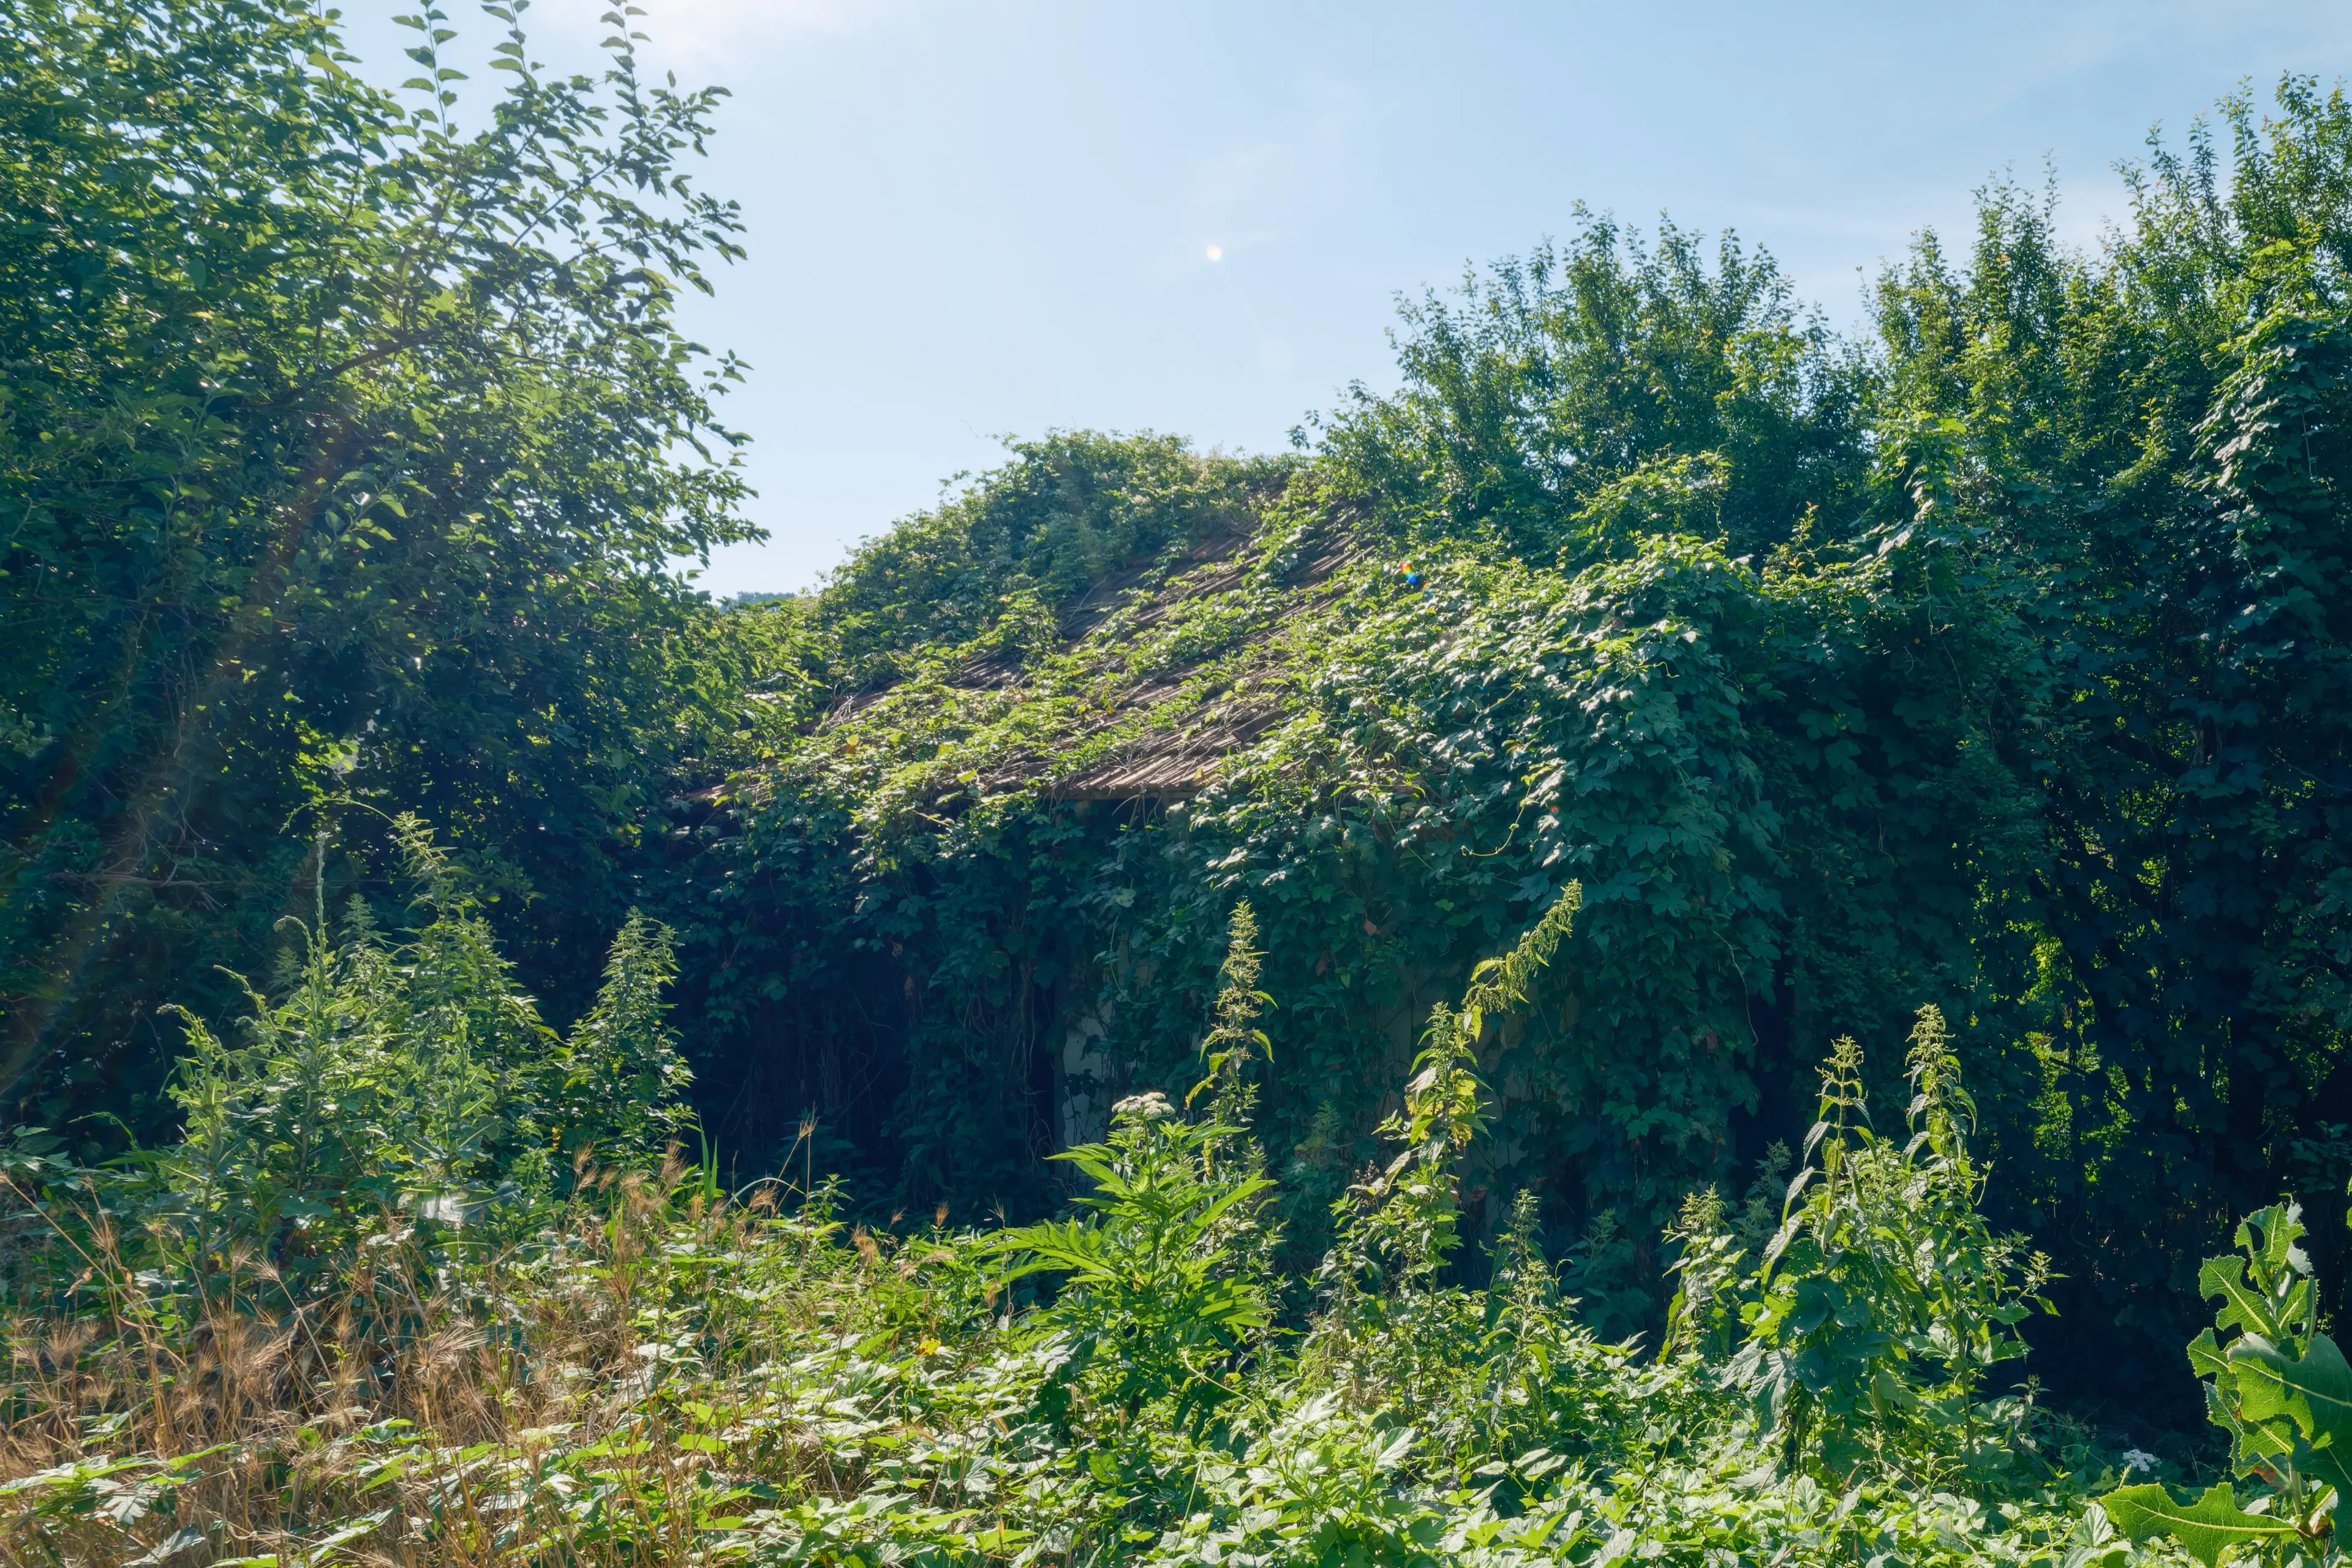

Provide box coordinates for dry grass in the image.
[0,1161,922,1567]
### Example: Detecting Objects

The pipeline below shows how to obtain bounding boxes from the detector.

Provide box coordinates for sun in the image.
[1204,244,1223,262]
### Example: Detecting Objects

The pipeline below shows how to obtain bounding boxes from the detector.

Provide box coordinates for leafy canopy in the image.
[0,0,763,1139]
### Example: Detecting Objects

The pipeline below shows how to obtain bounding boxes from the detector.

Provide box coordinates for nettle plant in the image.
[1313,888,1584,1336]
[989,904,1282,1432]
[2103,1204,2352,1568]
[1686,1006,2056,1480]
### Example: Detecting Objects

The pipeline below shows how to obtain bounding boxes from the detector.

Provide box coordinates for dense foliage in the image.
[9,0,2352,1481]
[0,888,2187,1568]
[0,0,771,1137]
[660,85,2352,1430]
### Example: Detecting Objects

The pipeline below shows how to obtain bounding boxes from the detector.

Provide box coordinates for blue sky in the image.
[364,1,2352,596]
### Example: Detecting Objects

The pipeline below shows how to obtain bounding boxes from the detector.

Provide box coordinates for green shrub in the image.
[990,1092,1275,1430]
[3,816,690,1322]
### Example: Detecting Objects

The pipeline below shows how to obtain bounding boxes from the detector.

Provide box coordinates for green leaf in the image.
[2203,1254,2288,1343]
[2293,1436,2352,1510]
[2238,1204,2310,1281]
[2099,1483,2296,1568]
[2232,1331,2352,1449]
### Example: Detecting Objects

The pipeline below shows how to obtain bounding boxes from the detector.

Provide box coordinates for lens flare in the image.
[1205,244,1223,262]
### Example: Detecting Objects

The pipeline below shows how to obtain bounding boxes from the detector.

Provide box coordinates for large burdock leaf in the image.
[2100,1484,2297,1568]
[2232,1332,2352,1448]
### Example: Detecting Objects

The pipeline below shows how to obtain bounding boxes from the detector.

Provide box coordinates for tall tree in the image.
[1869,82,2352,1414]
[0,0,757,1134]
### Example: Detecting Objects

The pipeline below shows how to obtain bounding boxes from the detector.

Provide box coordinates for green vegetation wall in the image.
[656,88,2352,1428]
